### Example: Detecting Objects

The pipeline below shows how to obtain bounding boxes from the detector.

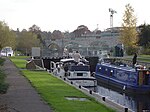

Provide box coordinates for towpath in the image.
[0,58,53,112]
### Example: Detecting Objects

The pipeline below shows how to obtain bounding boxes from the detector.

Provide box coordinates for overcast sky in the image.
[0,0,149,32]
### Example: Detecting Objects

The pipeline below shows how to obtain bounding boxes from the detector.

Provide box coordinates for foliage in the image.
[138,24,150,47]
[29,24,41,33]
[73,25,91,37]
[51,30,64,39]
[11,57,115,112]
[125,46,139,55]
[120,4,138,55]
[0,58,5,66]
[140,47,150,55]
[0,21,16,50]
[29,24,46,48]
[0,71,8,94]
[0,58,8,93]
[16,31,40,55]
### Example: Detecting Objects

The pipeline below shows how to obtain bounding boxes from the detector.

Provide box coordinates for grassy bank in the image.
[10,56,116,112]
[0,58,8,93]
[10,56,29,69]
[123,55,150,62]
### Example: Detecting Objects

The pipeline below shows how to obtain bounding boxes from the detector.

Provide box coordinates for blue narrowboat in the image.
[95,58,150,94]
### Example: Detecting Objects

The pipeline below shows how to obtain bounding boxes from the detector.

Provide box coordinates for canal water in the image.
[95,85,150,112]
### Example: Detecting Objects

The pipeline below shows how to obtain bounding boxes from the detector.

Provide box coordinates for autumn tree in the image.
[120,4,138,55]
[0,21,16,50]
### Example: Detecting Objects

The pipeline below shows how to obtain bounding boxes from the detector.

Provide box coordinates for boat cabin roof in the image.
[100,63,136,72]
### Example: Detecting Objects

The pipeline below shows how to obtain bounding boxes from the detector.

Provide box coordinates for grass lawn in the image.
[10,56,29,69]
[123,55,150,62]
[10,56,116,112]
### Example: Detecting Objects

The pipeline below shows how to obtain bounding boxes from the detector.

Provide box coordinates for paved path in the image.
[0,58,53,112]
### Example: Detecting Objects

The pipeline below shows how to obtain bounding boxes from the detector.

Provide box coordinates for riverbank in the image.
[0,57,53,112]
[10,56,116,112]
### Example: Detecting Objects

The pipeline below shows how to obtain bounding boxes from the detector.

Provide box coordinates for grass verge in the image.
[123,55,150,62]
[11,56,116,112]
[10,56,29,69]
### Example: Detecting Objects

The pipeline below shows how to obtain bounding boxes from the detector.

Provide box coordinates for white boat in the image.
[66,64,97,87]
[1,47,14,56]
[52,58,97,87]
[52,58,76,76]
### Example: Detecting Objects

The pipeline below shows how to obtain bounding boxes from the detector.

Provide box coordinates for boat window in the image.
[69,65,89,71]
[97,67,101,72]
[77,73,83,76]
[104,68,108,75]
[110,70,113,76]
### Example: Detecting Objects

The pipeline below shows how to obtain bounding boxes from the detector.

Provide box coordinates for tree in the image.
[138,24,150,47]
[73,25,91,37]
[29,24,41,33]
[120,4,138,55]
[16,31,40,55]
[0,21,16,49]
[51,30,64,39]
[138,24,150,54]
[28,24,46,47]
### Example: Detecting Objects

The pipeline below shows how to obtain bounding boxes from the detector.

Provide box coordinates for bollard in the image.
[124,107,128,112]
[79,85,81,89]
[89,90,92,94]
[102,97,105,101]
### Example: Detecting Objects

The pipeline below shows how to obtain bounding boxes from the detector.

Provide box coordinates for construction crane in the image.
[109,8,117,28]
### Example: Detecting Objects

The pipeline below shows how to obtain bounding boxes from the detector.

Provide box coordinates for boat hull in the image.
[95,74,150,94]
[68,77,97,87]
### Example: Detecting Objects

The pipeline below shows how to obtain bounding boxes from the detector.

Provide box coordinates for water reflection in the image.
[96,85,150,112]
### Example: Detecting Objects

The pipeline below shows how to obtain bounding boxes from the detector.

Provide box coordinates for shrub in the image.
[0,58,5,66]
[0,58,8,94]
[125,46,139,55]
[140,48,150,55]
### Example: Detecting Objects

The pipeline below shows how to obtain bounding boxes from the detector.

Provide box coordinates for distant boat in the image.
[0,47,14,56]
[95,58,150,94]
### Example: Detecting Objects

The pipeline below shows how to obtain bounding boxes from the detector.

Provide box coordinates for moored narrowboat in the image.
[95,58,150,94]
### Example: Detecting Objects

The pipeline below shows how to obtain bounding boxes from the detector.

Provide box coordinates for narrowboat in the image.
[95,58,150,94]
